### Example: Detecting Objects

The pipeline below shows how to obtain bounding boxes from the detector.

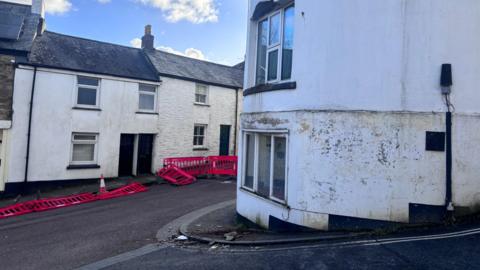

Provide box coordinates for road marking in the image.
[75,244,168,270]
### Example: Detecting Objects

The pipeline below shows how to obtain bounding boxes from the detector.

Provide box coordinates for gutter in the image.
[24,66,37,185]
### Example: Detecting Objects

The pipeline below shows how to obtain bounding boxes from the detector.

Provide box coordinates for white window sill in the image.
[239,187,288,207]
[136,111,159,115]
[73,106,101,111]
[194,102,210,107]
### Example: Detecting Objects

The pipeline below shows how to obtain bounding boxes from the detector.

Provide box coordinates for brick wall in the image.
[0,55,14,121]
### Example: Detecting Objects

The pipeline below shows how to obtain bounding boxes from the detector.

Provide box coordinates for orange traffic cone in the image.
[99,174,107,194]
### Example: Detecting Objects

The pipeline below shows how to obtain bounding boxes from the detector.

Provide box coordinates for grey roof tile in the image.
[0,1,41,53]
[146,50,243,89]
[26,31,160,82]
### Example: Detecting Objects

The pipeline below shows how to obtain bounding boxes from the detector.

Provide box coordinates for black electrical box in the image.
[426,131,446,152]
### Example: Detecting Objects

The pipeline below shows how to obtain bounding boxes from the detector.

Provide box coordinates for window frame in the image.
[70,133,99,165]
[195,84,209,105]
[255,4,294,85]
[75,76,101,109]
[138,84,158,113]
[241,130,288,204]
[193,124,208,148]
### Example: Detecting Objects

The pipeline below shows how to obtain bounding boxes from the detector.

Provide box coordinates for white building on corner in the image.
[237,0,480,231]
[0,0,243,193]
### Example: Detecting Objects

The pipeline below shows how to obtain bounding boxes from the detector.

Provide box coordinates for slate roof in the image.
[146,50,244,89]
[0,1,41,53]
[26,31,160,82]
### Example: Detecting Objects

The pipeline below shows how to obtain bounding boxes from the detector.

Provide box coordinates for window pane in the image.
[72,144,95,162]
[139,93,155,110]
[139,84,156,93]
[267,49,278,81]
[257,135,271,197]
[269,13,280,45]
[196,85,207,95]
[77,87,97,106]
[272,137,286,200]
[244,134,255,189]
[78,76,99,86]
[282,6,294,80]
[256,19,268,85]
[195,94,206,104]
[73,134,96,141]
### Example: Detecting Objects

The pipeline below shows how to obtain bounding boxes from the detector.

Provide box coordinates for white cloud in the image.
[157,46,206,60]
[44,0,72,14]
[130,38,142,48]
[137,0,218,24]
[97,0,111,3]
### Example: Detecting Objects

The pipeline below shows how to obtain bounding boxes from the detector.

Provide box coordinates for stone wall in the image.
[0,55,14,121]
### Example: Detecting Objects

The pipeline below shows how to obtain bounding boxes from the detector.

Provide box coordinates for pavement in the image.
[180,201,366,245]
[0,178,236,270]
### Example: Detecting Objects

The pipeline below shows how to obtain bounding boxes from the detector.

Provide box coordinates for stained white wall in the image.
[244,0,480,114]
[238,0,480,229]
[6,67,240,184]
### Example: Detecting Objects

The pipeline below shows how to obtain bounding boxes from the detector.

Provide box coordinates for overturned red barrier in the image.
[96,182,147,200]
[0,202,34,219]
[33,193,97,212]
[157,165,196,186]
[0,182,148,219]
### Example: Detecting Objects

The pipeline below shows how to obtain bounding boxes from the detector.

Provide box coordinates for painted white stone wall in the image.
[5,66,240,185]
[238,0,480,230]
[154,77,240,163]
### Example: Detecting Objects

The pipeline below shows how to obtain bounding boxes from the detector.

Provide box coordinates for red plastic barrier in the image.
[0,202,35,219]
[0,182,149,219]
[157,165,196,186]
[96,182,147,200]
[33,193,97,212]
[162,156,238,177]
[163,157,209,177]
[208,156,237,176]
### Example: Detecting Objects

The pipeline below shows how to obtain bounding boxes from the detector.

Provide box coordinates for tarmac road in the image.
[0,180,236,270]
[102,227,480,270]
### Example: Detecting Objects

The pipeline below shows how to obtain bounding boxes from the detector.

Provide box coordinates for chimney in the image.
[31,0,45,18]
[141,25,154,50]
[32,0,46,35]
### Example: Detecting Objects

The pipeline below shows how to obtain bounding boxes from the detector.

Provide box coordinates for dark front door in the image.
[137,134,154,175]
[219,125,231,156]
[118,134,135,176]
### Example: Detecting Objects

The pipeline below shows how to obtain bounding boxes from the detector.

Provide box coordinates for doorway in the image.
[219,125,231,156]
[137,134,154,175]
[118,134,135,176]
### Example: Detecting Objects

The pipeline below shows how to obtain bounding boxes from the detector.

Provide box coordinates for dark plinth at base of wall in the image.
[238,203,448,232]
[1,178,101,198]
[409,203,446,224]
[328,214,404,231]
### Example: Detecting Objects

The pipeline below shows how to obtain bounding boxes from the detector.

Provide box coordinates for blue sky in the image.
[41,0,247,65]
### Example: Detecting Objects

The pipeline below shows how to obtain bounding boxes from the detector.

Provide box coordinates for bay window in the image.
[242,131,288,203]
[255,5,294,85]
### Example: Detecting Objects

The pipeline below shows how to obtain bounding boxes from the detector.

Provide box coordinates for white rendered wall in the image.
[238,0,480,229]
[6,67,240,184]
[244,0,480,114]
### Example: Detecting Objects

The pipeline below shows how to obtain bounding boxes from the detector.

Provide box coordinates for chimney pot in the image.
[145,25,152,35]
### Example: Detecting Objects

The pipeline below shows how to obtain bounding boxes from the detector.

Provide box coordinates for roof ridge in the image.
[0,1,30,8]
[153,49,241,70]
[43,30,143,52]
